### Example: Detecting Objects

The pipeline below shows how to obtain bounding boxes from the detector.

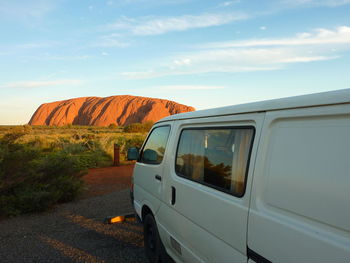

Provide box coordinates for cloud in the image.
[103,12,248,36]
[121,26,350,79]
[15,41,59,49]
[202,26,350,48]
[41,55,91,61]
[0,41,60,58]
[159,85,226,90]
[0,79,82,89]
[280,0,350,7]
[121,71,166,79]
[92,33,130,47]
[0,52,11,56]
[219,1,241,7]
[112,0,196,6]
[0,0,58,21]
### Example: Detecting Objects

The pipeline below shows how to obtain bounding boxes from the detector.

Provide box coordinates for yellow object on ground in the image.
[105,214,136,224]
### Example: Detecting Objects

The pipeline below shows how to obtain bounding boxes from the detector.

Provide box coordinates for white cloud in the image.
[260,26,267,30]
[23,54,91,61]
[202,26,350,48]
[281,0,350,7]
[219,1,241,7]
[159,85,226,90]
[15,41,59,49]
[43,55,91,61]
[92,33,130,47]
[0,79,82,89]
[0,0,58,20]
[174,58,192,66]
[121,71,166,79]
[0,52,11,56]
[121,26,350,79]
[103,12,248,36]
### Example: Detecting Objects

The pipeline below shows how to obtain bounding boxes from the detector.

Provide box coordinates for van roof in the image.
[158,88,350,123]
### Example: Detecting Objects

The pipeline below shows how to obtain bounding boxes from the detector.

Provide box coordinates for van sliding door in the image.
[157,113,265,263]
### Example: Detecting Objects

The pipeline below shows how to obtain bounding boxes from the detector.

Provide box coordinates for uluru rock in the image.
[29,95,195,126]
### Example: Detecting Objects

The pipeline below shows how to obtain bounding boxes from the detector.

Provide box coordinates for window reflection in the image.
[176,128,254,196]
[140,126,170,164]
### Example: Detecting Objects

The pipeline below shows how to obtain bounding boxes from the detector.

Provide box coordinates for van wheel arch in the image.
[141,206,173,263]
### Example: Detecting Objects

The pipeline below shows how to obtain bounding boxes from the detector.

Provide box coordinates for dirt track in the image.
[0,165,147,263]
[82,165,134,198]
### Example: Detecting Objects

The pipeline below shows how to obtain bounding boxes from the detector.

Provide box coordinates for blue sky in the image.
[1,0,350,124]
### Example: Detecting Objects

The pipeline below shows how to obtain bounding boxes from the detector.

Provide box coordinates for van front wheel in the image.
[144,214,161,263]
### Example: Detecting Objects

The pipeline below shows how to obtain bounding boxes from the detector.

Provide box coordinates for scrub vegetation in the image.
[0,124,150,217]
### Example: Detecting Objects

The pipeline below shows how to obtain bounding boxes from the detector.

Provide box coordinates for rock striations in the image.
[29,95,195,126]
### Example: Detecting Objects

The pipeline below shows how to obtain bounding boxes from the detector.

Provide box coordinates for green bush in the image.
[0,134,86,217]
[112,135,145,160]
[123,121,154,133]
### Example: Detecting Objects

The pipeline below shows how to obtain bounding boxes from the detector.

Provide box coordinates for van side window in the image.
[140,126,171,165]
[175,127,254,197]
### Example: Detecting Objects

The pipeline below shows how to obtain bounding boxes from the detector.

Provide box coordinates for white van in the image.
[127,89,350,263]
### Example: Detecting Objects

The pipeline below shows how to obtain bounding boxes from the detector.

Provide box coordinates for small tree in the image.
[108,123,118,129]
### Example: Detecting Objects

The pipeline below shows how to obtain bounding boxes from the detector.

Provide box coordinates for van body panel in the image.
[157,214,206,263]
[157,203,246,263]
[158,113,265,262]
[248,104,350,262]
[133,163,162,213]
[133,183,158,216]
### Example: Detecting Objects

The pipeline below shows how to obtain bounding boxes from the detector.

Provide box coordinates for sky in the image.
[0,0,350,125]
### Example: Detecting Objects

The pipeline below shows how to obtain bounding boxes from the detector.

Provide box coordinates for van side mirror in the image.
[127,147,140,161]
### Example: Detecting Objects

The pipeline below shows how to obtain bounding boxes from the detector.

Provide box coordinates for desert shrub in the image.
[27,136,46,149]
[82,133,96,140]
[124,135,145,151]
[62,142,87,155]
[123,121,154,133]
[108,123,118,129]
[0,133,86,217]
[2,131,28,144]
[1,125,150,162]
[112,135,145,161]
[72,133,81,140]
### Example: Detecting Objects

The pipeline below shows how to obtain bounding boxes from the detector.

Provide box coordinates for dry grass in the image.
[0,125,147,163]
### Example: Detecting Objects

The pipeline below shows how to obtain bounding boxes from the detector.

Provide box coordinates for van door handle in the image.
[171,186,176,205]
[155,175,162,181]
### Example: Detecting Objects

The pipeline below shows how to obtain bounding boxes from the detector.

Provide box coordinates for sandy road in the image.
[0,166,147,263]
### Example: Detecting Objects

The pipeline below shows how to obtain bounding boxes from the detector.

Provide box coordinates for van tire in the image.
[143,214,172,263]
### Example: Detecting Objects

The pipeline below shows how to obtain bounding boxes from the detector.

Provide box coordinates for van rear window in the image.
[175,127,254,197]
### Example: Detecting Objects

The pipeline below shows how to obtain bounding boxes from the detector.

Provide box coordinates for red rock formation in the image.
[29,95,195,126]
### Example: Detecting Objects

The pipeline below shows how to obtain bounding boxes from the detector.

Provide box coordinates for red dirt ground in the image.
[81,165,134,198]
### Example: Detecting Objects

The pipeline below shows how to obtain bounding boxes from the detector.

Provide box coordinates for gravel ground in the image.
[0,188,147,263]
